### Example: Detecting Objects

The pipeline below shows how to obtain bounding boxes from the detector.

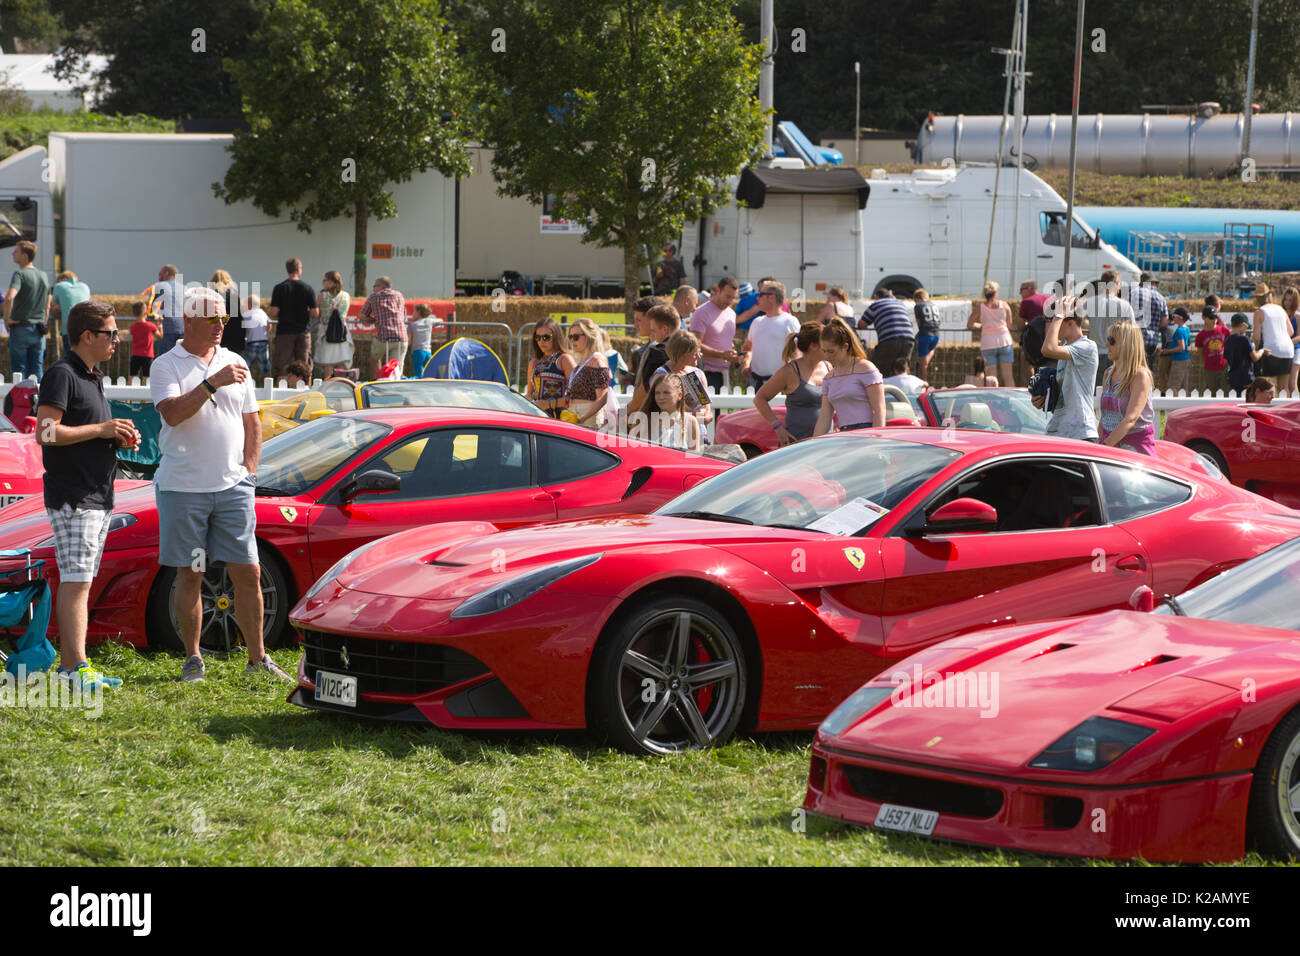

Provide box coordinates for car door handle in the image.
[532,492,556,502]
[1116,554,1146,572]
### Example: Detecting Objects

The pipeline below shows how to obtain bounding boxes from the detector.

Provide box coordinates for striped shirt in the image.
[1127,284,1169,350]
[860,298,915,342]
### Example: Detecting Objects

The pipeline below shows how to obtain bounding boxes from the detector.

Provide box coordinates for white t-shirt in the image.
[746,313,800,377]
[1080,294,1135,350]
[242,308,269,343]
[1257,303,1296,359]
[149,343,259,493]
[884,373,927,396]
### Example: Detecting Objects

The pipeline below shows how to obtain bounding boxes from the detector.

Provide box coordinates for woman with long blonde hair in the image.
[563,317,612,428]
[1099,322,1155,455]
[209,269,245,354]
[967,279,1015,386]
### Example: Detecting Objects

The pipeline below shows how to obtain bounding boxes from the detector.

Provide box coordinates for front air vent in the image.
[1022,642,1076,662]
[1126,654,1179,673]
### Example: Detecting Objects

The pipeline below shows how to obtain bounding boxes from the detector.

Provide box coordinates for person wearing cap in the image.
[1252,283,1296,391]
[149,286,292,685]
[1194,306,1230,395]
[1127,272,1168,370]
[1224,313,1267,396]
[1160,307,1193,394]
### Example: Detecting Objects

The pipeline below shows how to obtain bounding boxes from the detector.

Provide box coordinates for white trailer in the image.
[48,132,455,297]
[679,164,1140,299]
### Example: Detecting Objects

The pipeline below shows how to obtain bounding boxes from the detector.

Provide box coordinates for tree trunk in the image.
[353,196,368,297]
[623,221,640,322]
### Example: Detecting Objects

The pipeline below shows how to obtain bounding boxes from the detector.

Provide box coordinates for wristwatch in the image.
[200,378,217,396]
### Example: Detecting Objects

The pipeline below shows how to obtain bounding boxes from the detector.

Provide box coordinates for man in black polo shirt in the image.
[35,300,140,691]
[268,256,318,380]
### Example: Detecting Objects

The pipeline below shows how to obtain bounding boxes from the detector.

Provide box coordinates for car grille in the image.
[844,765,1004,819]
[0,494,27,509]
[301,629,489,696]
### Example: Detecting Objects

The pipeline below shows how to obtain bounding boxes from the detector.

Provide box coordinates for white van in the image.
[678,164,1140,299]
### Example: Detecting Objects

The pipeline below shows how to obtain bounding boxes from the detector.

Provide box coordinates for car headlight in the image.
[819,685,895,737]
[451,554,603,619]
[304,537,388,601]
[36,513,137,548]
[1028,717,1156,771]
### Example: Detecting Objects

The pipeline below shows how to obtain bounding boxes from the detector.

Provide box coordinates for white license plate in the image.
[0,494,26,509]
[314,670,357,708]
[874,803,939,835]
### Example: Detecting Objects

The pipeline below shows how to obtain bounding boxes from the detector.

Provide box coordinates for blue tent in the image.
[423,337,509,385]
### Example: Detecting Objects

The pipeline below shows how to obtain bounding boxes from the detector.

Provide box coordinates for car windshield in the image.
[360,380,545,417]
[926,388,1048,434]
[258,415,390,496]
[0,415,15,434]
[657,437,959,533]
[1154,535,1300,632]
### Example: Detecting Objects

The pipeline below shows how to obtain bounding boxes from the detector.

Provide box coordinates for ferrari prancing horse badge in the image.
[843,547,865,570]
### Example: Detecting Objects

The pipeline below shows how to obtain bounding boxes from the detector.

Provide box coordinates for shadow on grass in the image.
[202,709,611,763]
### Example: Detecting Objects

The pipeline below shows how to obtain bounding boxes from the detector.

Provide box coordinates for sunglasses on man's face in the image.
[88,328,120,341]
[205,315,228,325]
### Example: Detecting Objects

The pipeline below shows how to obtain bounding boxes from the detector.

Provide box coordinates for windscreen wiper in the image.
[661,510,754,525]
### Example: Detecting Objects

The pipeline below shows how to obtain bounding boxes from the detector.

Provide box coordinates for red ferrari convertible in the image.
[288,428,1300,754]
[0,408,731,652]
[1162,400,1300,509]
[806,534,1300,862]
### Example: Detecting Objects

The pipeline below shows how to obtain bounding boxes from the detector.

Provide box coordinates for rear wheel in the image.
[1248,707,1300,859]
[147,544,290,654]
[591,596,747,756]
[1188,441,1230,481]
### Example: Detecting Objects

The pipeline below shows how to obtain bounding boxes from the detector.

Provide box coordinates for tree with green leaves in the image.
[215,0,472,295]
[0,0,60,54]
[467,0,768,311]
[50,0,262,118]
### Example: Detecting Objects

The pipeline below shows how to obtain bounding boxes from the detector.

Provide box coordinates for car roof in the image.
[356,377,512,390]
[824,426,1174,463]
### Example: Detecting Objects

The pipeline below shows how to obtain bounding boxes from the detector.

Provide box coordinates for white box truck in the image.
[46,132,455,297]
[679,164,1140,299]
[0,145,56,278]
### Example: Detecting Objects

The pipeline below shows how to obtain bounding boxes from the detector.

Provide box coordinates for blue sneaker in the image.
[58,662,122,690]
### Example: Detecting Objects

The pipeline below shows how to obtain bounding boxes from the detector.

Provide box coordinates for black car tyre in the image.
[147,543,290,654]
[592,595,746,756]
[1248,706,1300,859]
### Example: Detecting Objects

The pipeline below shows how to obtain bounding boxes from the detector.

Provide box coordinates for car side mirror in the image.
[914,497,999,536]
[1129,585,1155,613]
[339,469,401,503]
[308,409,335,420]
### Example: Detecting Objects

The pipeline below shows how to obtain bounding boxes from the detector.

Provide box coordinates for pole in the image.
[1009,0,1027,292]
[1062,0,1086,297]
[1242,0,1260,163]
[854,61,861,167]
[983,8,1020,285]
[760,0,774,160]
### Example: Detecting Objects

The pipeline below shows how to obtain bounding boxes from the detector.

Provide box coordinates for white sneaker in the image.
[246,654,293,682]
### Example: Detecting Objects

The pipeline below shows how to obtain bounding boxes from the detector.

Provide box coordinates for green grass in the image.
[0,642,1283,866]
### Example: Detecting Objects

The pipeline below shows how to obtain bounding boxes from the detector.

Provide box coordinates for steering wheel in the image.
[768,489,819,526]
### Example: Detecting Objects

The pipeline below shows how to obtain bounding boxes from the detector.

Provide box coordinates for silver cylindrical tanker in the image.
[916,112,1299,177]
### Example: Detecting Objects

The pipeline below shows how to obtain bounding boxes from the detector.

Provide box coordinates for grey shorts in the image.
[47,505,112,583]
[156,477,259,569]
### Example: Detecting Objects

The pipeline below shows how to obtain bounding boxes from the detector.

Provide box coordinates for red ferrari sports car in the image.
[0,408,730,653]
[1162,399,1300,509]
[714,383,923,455]
[805,534,1300,863]
[0,413,43,510]
[288,428,1299,754]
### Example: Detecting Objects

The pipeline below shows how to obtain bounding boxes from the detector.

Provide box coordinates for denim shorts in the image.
[916,334,940,358]
[156,477,258,568]
[982,345,1014,366]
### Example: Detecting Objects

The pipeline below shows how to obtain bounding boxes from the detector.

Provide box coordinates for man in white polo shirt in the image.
[149,286,291,683]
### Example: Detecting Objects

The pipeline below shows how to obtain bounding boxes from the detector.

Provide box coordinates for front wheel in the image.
[147,544,290,654]
[1248,707,1300,859]
[591,596,747,755]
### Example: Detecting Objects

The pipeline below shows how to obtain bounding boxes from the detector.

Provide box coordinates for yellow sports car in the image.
[259,378,545,439]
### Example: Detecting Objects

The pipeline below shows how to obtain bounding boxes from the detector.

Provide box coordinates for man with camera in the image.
[4,240,51,381]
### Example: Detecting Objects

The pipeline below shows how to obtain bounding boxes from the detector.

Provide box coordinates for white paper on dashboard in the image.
[808,497,888,535]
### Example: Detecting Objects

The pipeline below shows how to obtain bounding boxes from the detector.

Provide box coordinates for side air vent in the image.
[1022,642,1076,662]
[622,466,653,500]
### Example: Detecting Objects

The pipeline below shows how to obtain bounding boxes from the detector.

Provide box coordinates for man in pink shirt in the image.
[688,275,739,390]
